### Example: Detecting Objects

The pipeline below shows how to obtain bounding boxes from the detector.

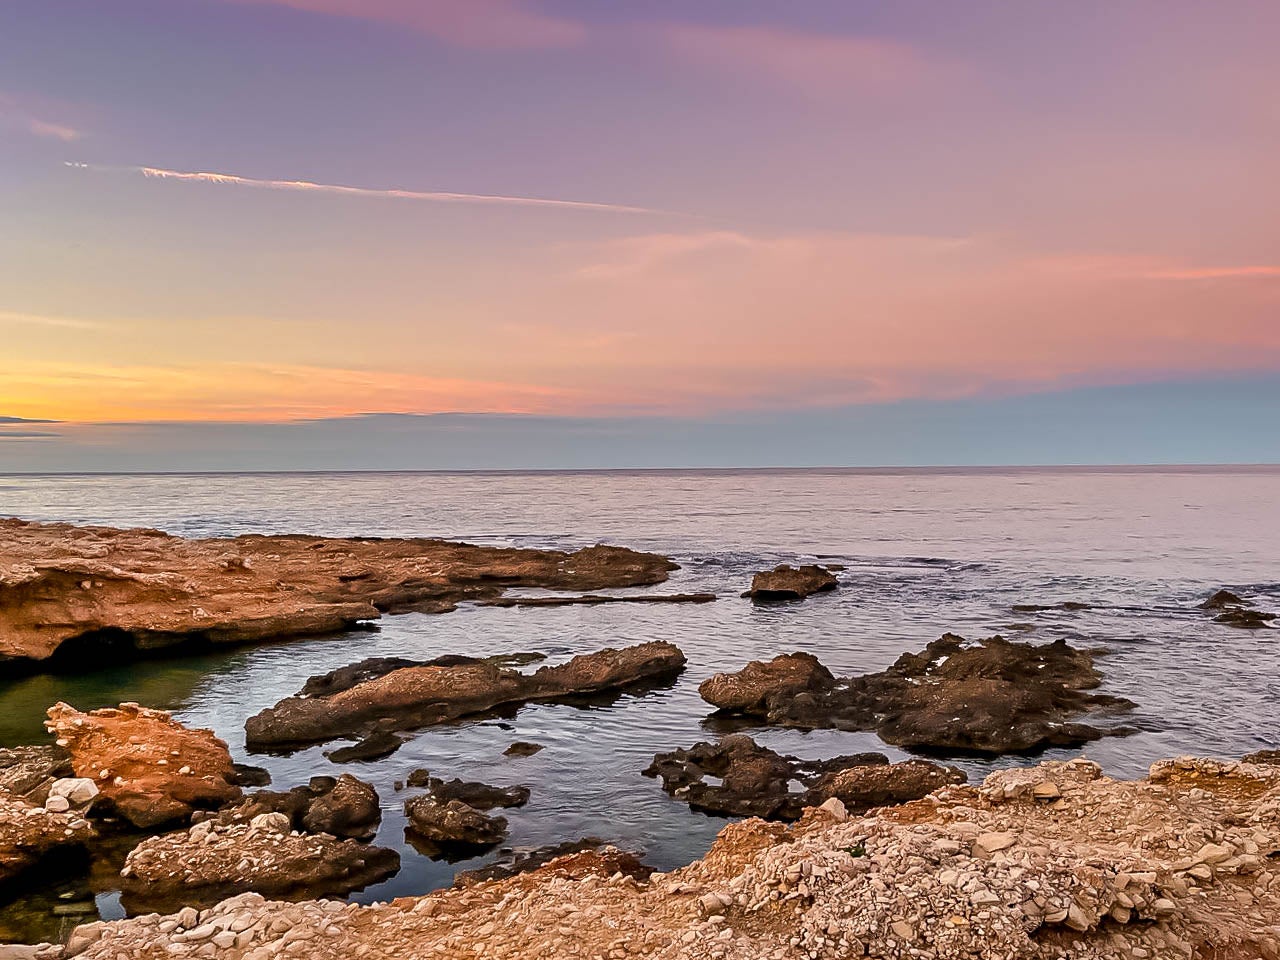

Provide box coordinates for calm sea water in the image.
[1,468,1277,939]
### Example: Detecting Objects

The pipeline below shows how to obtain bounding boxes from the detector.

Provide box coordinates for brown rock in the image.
[744,564,838,601]
[0,788,96,884]
[0,744,71,801]
[0,518,677,668]
[700,634,1134,754]
[643,734,964,819]
[404,796,508,847]
[119,815,399,913]
[245,640,686,749]
[44,702,241,828]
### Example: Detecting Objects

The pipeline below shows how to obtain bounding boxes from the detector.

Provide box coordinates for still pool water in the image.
[1,467,1277,942]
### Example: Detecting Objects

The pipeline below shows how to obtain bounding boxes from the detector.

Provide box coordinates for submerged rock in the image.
[481,593,716,608]
[0,518,678,668]
[245,641,686,749]
[118,814,399,913]
[1200,588,1246,609]
[644,735,964,819]
[701,634,1135,754]
[743,564,838,601]
[503,741,545,758]
[324,731,404,763]
[1213,608,1275,629]
[44,702,241,828]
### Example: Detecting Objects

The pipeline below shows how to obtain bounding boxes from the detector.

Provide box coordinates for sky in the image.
[1,0,1278,469]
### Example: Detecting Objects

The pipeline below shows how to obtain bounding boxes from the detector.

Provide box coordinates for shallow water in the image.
[1,467,1277,941]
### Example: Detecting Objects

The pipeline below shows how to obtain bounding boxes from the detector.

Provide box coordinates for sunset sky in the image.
[2,0,1279,468]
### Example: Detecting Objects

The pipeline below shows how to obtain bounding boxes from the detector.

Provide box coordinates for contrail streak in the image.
[65,162,669,215]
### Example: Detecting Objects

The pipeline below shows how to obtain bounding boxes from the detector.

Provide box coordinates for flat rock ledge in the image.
[32,755,1280,960]
[0,518,677,668]
[699,633,1135,753]
[743,564,838,601]
[244,641,687,749]
[117,813,400,915]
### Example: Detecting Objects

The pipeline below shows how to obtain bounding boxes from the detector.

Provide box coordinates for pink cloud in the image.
[225,0,586,49]
[0,93,83,141]
[1137,265,1280,280]
[662,24,956,96]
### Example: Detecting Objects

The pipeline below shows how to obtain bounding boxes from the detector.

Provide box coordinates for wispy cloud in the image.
[1138,265,1280,281]
[0,93,83,142]
[223,0,585,50]
[0,309,107,330]
[662,24,960,97]
[67,163,671,215]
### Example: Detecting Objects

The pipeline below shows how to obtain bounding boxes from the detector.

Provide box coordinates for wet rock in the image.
[404,796,507,847]
[230,763,271,787]
[0,518,678,668]
[743,564,838,601]
[43,702,240,828]
[118,815,399,913]
[1214,608,1275,629]
[504,741,545,758]
[229,774,381,841]
[1243,749,1280,765]
[451,839,650,887]
[0,788,96,885]
[1200,589,1246,609]
[0,745,71,801]
[644,735,964,819]
[245,640,686,749]
[1010,601,1093,612]
[324,731,404,763]
[481,593,716,608]
[701,633,1134,754]
[406,774,530,810]
[699,652,835,714]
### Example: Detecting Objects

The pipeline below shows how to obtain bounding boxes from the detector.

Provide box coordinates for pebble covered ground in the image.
[9,754,1278,960]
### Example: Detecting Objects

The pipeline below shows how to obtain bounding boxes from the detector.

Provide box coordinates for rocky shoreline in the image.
[3,520,1278,958]
[5,754,1277,960]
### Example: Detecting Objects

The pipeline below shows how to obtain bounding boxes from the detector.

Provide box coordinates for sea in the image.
[1,467,1277,942]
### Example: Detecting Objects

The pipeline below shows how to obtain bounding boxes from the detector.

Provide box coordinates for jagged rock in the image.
[405,774,529,809]
[743,564,838,601]
[44,702,240,828]
[403,796,507,847]
[1200,589,1246,609]
[700,634,1135,753]
[0,788,95,885]
[245,641,686,749]
[0,518,677,667]
[226,774,381,841]
[118,815,399,913]
[644,735,964,819]
[0,744,71,801]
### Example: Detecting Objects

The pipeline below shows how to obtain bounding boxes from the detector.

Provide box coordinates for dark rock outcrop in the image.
[700,634,1135,754]
[324,732,404,763]
[0,745,71,801]
[1214,608,1275,629]
[1200,589,1246,609]
[0,518,678,668]
[227,774,382,841]
[245,641,686,749]
[404,773,529,810]
[504,741,545,758]
[644,735,964,819]
[743,565,838,601]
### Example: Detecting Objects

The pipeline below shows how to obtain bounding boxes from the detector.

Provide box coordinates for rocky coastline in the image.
[2,520,1278,958]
